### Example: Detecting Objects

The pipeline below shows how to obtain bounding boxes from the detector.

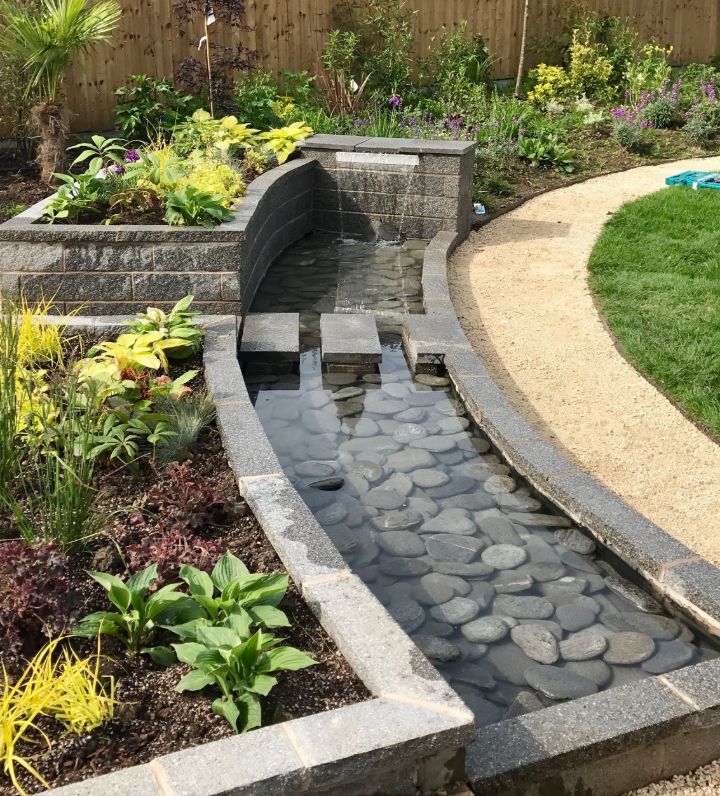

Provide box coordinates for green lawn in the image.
[589,185,720,437]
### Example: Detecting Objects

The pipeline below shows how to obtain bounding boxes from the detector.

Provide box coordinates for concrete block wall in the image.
[299,135,476,240]
[0,159,315,316]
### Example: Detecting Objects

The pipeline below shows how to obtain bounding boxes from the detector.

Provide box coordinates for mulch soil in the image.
[0,349,369,796]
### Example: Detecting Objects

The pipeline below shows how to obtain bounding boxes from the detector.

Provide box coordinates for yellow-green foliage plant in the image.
[567,31,614,102]
[259,121,314,164]
[178,152,246,209]
[16,297,81,368]
[526,64,571,108]
[0,639,116,795]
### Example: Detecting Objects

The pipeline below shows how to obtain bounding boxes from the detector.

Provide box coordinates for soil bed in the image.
[0,344,368,796]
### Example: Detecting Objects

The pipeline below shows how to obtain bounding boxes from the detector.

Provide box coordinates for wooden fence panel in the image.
[9,0,720,133]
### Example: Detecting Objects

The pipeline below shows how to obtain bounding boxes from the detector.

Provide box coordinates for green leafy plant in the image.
[73,563,196,655]
[259,121,313,164]
[0,0,122,182]
[613,118,651,153]
[233,70,283,129]
[165,185,235,228]
[115,74,198,141]
[68,134,127,175]
[0,300,21,506]
[174,625,315,732]
[40,171,108,223]
[127,295,203,357]
[518,133,576,172]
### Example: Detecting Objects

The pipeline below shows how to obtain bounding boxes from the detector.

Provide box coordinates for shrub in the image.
[527,64,571,108]
[177,153,246,208]
[233,70,283,129]
[626,43,673,102]
[643,97,677,129]
[115,74,198,141]
[612,118,650,153]
[567,31,614,102]
[0,541,71,662]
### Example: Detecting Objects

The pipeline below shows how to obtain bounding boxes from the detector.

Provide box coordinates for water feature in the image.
[243,233,717,728]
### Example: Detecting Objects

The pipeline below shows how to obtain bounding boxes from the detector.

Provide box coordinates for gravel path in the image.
[627,760,720,795]
[449,158,720,566]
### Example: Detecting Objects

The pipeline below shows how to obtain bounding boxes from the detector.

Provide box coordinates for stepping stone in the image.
[240,313,299,360]
[321,313,381,364]
[525,665,598,700]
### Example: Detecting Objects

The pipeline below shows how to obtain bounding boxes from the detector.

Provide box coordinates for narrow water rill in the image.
[242,233,717,729]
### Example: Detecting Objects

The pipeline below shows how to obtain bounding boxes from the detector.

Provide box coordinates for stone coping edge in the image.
[45,314,475,796]
[0,159,315,244]
[298,133,476,156]
[400,230,720,796]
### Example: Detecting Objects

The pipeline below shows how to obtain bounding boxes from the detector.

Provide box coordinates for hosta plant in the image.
[517,133,576,172]
[73,563,197,657]
[127,295,204,357]
[164,185,235,228]
[259,121,313,164]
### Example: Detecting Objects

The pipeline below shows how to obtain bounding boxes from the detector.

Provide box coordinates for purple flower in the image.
[110,163,126,176]
[389,95,403,108]
[123,149,140,163]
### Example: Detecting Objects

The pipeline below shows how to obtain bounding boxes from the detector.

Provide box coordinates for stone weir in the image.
[0,136,475,316]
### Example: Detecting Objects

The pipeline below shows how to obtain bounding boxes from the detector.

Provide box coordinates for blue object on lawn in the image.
[666,171,720,190]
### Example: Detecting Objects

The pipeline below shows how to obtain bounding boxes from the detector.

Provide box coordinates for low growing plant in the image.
[155,391,216,462]
[165,185,235,228]
[125,530,223,588]
[127,295,203,356]
[73,563,196,656]
[0,638,116,794]
[259,121,314,164]
[517,133,576,172]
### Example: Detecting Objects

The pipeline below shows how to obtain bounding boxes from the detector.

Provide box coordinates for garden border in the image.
[44,314,475,796]
[400,230,720,795]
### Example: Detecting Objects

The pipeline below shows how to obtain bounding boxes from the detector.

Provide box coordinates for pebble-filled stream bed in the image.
[243,233,716,727]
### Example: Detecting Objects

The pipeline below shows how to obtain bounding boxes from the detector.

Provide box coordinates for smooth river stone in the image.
[331,386,365,401]
[378,557,432,578]
[406,496,440,519]
[383,382,410,399]
[376,531,426,558]
[641,640,695,674]
[509,512,572,528]
[388,598,425,632]
[295,460,338,479]
[383,473,414,497]
[559,630,608,661]
[462,616,511,643]
[529,562,567,583]
[430,596,480,625]
[303,409,341,434]
[525,665,598,700]
[395,407,425,423]
[481,544,528,570]
[325,372,360,386]
[494,596,554,620]
[420,508,476,536]
[336,400,365,418]
[556,603,597,632]
[363,488,407,510]
[316,503,348,525]
[433,561,494,578]
[483,474,517,494]
[372,510,424,532]
[564,660,612,687]
[410,435,457,453]
[411,469,451,489]
[554,528,597,555]
[345,418,379,437]
[602,612,682,641]
[449,662,496,691]
[386,449,435,473]
[495,492,542,512]
[467,581,496,611]
[393,423,428,444]
[349,460,384,483]
[365,398,408,415]
[510,625,560,665]
[425,534,485,564]
[425,476,477,499]
[603,632,656,665]
[491,571,534,594]
[478,516,522,545]
[413,634,461,662]
[414,573,457,606]
[415,373,450,387]
[485,641,536,686]
[307,477,345,491]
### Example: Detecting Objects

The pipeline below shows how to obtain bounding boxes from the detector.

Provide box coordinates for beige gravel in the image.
[627,759,720,795]
[449,158,720,565]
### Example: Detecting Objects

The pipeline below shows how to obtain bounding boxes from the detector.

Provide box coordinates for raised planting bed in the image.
[0,302,474,796]
[0,135,476,317]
